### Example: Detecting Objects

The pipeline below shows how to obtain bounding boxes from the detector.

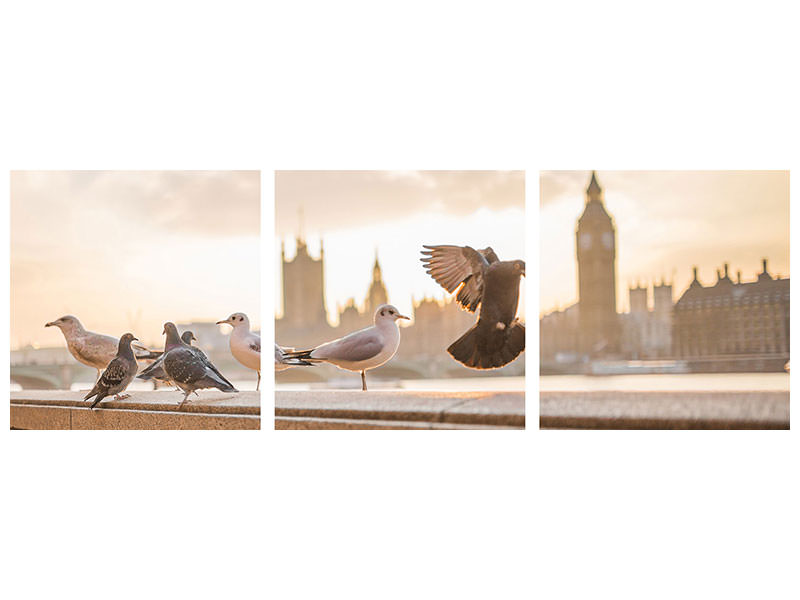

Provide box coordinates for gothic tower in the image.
[281,236,329,329]
[576,171,619,355]
[365,252,389,314]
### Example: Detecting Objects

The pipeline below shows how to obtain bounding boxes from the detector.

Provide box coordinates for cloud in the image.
[276,170,524,236]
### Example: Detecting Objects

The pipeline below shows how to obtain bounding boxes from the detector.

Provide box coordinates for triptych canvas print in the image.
[9,170,790,430]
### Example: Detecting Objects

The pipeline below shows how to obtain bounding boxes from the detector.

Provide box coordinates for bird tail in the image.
[204,369,238,394]
[447,320,525,369]
[282,349,319,365]
[84,382,107,408]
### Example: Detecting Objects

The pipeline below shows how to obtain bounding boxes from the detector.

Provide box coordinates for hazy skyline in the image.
[276,171,525,324]
[11,171,260,349]
[540,170,790,315]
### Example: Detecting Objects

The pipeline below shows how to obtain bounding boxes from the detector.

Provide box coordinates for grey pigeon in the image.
[138,330,196,385]
[84,333,139,409]
[160,322,238,405]
[275,343,313,371]
[284,304,409,391]
[421,244,525,369]
[46,315,161,382]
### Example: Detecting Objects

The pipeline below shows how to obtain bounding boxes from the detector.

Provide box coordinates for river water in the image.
[540,373,789,392]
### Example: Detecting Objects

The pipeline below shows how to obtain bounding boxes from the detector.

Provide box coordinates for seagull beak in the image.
[398,314,410,320]
[216,319,230,325]
[45,321,55,327]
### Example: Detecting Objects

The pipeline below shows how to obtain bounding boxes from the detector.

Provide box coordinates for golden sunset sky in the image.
[10,171,260,349]
[540,170,790,315]
[276,171,525,324]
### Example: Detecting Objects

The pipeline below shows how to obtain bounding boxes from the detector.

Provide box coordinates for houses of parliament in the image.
[540,172,790,372]
[276,237,525,380]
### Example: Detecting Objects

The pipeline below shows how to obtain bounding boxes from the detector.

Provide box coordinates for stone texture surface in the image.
[276,416,514,430]
[540,391,790,429]
[275,390,524,429]
[10,390,261,430]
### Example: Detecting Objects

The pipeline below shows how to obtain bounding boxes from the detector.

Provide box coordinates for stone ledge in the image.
[275,390,525,429]
[540,390,789,430]
[10,390,261,430]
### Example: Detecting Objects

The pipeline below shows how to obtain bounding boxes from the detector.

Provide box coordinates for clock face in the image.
[602,232,613,249]
[579,233,591,249]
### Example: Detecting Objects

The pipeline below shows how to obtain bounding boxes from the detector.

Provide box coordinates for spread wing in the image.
[420,244,491,312]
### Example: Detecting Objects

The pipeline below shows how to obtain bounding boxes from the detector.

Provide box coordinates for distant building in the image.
[620,282,673,359]
[673,260,790,359]
[576,171,620,355]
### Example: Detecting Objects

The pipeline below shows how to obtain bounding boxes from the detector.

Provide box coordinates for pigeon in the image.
[421,244,525,369]
[160,322,238,406]
[45,315,161,382]
[83,333,139,409]
[138,330,197,386]
[275,343,313,371]
[216,312,262,391]
[284,304,409,391]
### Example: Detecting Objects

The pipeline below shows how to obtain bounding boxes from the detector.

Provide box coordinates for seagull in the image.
[138,330,197,386]
[284,304,409,391]
[160,322,238,406]
[217,312,261,391]
[275,343,313,371]
[83,333,139,409]
[421,244,525,369]
[45,315,161,382]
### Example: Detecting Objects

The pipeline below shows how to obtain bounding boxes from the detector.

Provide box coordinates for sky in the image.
[275,171,526,324]
[540,171,790,315]
[10,171,260,349]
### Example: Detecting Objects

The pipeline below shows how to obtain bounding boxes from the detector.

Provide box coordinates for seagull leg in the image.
[178,391,192,408]
[256,371,261,391]
[361,370,367,391]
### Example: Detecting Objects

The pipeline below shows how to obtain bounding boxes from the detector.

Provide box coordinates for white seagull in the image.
[284,304,410,391]
[217,312,261,391]
[45,315,160,382]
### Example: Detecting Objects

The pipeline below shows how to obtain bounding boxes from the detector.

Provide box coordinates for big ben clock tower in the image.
[576,171,619,355]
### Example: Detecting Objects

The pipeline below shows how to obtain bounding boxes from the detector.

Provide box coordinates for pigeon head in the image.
[217,312,250,330]
[512,260,525,276]
[117,332,139,356]
[162,322,183,350]
[181,331,197,345]
[45,315,84,332]
[375,304,410,324]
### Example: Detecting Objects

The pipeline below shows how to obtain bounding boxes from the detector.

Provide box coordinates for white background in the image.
[1,1,798,599]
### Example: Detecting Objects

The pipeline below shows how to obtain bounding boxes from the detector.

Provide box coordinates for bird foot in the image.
[114,393,131,401]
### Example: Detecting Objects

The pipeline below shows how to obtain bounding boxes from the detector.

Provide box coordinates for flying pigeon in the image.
[160,322,238,405]
[45,315,161,382]
[275,343,313,371]
[217,312,262,391]
[138,330,197,386]
[83,333,139,409]
[284,304,409,391]
[421,244,525,369]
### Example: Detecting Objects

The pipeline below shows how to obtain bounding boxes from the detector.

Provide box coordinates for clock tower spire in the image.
[576,171,619,355]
